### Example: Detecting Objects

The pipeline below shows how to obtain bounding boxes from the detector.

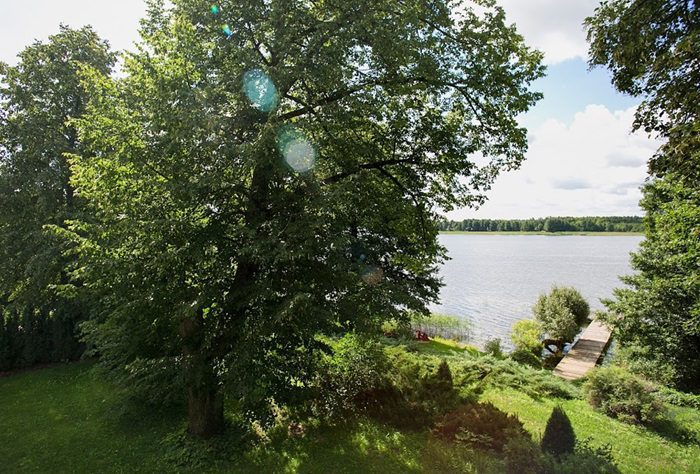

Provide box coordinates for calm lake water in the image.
[430,234,644,349]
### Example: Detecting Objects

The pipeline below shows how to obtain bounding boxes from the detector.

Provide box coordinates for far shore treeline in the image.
[438,216,643,233]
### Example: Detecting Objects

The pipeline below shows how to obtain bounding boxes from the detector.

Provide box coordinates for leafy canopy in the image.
[587,0,700,389]
[533,286,590,344]
[67,0,543,428]
[0,26,115,369]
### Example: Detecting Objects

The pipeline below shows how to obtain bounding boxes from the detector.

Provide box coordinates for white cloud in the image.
[449,105,662,219]
[498,0,600,64]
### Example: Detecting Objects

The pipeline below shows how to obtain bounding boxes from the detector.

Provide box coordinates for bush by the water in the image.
[541,406,575,458]
[533,287,590,352]
[510,319,544,354]
[484,338,504,358]
[432,401,527,452]
[584,366,665,424]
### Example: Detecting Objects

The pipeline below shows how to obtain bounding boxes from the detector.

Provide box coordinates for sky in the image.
[0,0,659,219]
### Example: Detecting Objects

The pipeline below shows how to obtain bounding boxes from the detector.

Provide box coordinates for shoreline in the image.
[439,231,644,236]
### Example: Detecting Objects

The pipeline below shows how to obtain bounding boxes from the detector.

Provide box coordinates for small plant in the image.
[432,402,527,452]
[510,319,543,354]
[584,366,665,424]
[541,406,576,458]
[484,338,504,358]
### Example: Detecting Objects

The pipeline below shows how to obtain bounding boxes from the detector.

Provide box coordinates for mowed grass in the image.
[3,360,699,473]
[483,387,700,474]
[0,362,502,473]
[0,362,179,472]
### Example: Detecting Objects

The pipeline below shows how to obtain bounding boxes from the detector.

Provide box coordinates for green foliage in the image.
[534,287,590,349]
[411,313,471,341]
[601,177,700,389]
[503,435,544,474]
[454,355,580,400]
[62,0,543,435]
[438,216,644,233]
[0,26,115,370]
[549,438,619,474]
[587,0,700,391]
[0,308,83,371]
[432,402,527,452]
[657,387,700,410]
[611,343,678,387]
[541,406,575,458]
[369,348,463,429]
[584,366,665,425]
[483,337,504,358]
[315,334,388,418]
[510,319,543,354]
[509,349,543,368]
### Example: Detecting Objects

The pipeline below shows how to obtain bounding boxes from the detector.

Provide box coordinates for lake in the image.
[429,233,644,349]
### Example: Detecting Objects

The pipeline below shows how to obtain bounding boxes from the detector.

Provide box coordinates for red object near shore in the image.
[415,330,430,341]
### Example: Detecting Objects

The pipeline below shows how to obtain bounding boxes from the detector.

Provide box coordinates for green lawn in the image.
[483,388,700,474]
[0,362,501,473]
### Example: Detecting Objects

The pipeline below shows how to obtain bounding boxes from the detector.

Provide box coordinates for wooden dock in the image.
[553,320,612,380]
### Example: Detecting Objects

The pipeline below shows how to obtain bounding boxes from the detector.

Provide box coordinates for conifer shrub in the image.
[432,402,527,451]
[541,406,575,458]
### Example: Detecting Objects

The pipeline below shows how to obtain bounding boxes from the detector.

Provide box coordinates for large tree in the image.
[0,26,115,368]
[587,0,700,389]
[68,0,543,437]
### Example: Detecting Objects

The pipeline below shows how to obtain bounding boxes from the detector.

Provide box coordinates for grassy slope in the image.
[2,353,699,473]
[483,388,700,474]
[439,231,643,236]
[0,361,501,473]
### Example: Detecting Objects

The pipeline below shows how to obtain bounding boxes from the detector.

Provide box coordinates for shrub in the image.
[611,343,678,387]
[453,355,580,400]
[432,402,527,452]
[657,386,700,409]
[534,287,590,350]
[584,366,665,424]
[363,348,465,430]
[510,319,543,354]
[510,348,543,368]
[504,435,545,474]
[315,333,388,418]
[541,406,575,458]
[484,338,504,358]
[380,319,413,340]
[546,438,619,474]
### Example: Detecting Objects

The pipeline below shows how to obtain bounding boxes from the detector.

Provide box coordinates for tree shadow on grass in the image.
[648,417,699,446]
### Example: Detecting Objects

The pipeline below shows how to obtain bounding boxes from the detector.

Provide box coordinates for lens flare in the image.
[243,69,278,112]
[210,5,220,15]
[277,126,316,173]
[222,24,233,38]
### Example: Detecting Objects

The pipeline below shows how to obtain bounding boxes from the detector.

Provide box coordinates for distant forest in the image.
[438,216,644,233]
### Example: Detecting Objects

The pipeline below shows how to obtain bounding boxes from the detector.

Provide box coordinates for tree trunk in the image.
[187,383,224,439]
[180,310,225,439]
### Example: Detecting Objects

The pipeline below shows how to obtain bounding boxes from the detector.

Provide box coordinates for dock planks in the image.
[553,320,612,380]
